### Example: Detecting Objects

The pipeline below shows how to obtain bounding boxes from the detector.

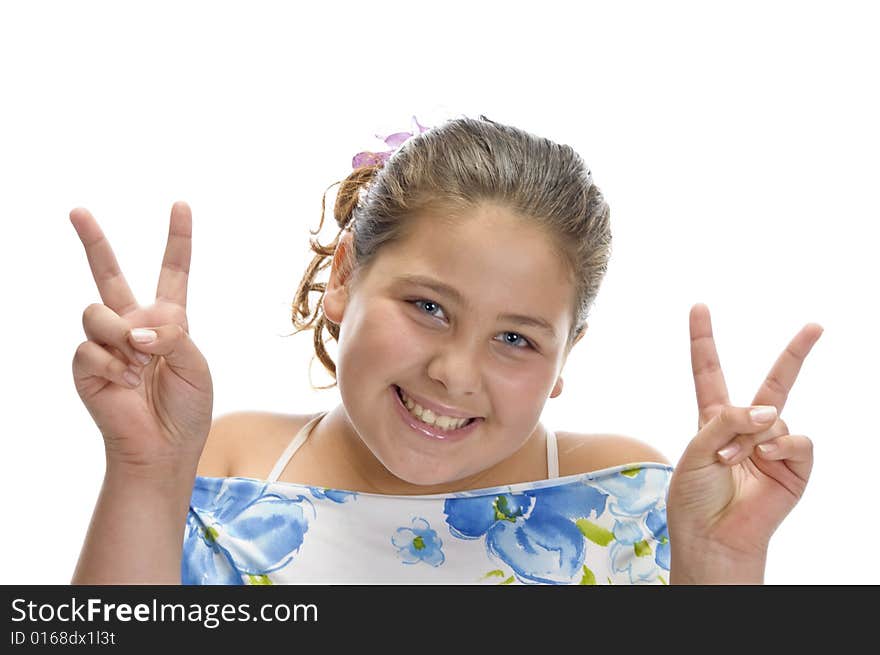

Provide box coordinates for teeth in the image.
[398,388,472,430]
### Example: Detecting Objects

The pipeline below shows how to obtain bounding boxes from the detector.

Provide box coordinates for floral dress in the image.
[182,414,673,585]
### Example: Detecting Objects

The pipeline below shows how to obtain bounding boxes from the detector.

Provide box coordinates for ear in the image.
[322,230,355,325]
[572,322,588,347]
[562,321,588,359]
[551,323,588,398]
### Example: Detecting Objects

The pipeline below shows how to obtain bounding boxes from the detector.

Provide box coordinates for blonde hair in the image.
[291,114,611,389]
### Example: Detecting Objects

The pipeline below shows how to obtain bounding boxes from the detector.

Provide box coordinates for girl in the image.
[69,115,822,585]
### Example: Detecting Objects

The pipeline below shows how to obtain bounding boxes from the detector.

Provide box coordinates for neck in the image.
[309,404,548,495]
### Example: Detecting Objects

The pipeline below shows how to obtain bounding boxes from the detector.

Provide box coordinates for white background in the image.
[1,0,876,584]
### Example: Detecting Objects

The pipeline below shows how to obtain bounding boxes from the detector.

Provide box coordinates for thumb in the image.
[127,325,211,392]
[682,404,778,468]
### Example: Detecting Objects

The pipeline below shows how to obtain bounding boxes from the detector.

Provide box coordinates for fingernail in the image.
[750,406,777,423]
[133,351,152,365]
[758,443,777,454]
[131,328,157,343]
[717,442,740,460]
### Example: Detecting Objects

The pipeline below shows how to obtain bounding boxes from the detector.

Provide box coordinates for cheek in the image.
[337,300,421,373]
[489,367,553,419]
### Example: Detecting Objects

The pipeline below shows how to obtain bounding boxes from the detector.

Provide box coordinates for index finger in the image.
[690,303,731,427]
[69,207,139,315]
[751,322,824,413]
[155,201,193,310]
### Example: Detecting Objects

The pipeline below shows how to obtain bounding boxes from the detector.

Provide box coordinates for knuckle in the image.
[121,322,135,343]
[761,373,787,396]
[72,341,90,364]
[82,303,103,325]
[767,418,788,438]
[784,344,803,363]
[770,434,788,448]
[698,410,712,428]
[107,357,125,377]
[718,406,738,427]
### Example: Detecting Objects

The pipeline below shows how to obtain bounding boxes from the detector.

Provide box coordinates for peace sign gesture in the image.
[70,202,213,475]
[666,303,823,581]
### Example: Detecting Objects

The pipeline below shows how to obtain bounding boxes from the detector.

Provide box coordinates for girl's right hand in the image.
[70,201,214,476]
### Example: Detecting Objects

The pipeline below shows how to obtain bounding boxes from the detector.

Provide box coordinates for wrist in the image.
[669,538,768,585]
[104,457,199,493]
[74,458,196,586]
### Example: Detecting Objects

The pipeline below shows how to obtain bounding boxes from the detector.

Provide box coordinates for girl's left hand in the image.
[666,304,824,561]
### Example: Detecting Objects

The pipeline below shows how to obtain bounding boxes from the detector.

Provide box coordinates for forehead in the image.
[367,204,574,332]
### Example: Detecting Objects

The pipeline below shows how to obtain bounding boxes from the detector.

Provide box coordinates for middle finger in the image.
[751,323,824,413]
[154,201,193,310]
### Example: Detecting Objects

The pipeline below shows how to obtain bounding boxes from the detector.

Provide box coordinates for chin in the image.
[388,466,449,487]
[384,459,469,488]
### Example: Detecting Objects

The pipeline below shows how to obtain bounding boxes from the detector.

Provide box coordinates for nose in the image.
[425,338,482,397]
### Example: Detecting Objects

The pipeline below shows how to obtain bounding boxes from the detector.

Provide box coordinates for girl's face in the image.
[323,203,582,489]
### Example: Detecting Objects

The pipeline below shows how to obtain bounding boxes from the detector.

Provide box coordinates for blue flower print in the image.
[590,466,669,517]
[183,477,315,584]
[610,533,660,584]
[646,506,670,571]
[608,515,658,583]
[444,484,608,585]
[612,518,644,545]
[591,466,671,583]
[445,493,532,538]
[392,518,445,567]
[308,487,358,503]
[183,514,243,585]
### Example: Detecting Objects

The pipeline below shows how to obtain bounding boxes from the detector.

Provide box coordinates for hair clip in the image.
[351,115,432,169]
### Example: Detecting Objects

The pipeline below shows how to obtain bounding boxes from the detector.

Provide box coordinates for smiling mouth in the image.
[394,385,478,430]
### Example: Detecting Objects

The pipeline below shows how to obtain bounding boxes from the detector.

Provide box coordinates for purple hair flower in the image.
[351,115,431,169]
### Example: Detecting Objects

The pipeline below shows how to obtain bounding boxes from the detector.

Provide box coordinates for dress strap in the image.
[266,411,328,483]
[546,428,559,479]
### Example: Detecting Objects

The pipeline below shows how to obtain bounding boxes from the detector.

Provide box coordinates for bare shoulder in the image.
[554,430,672,476]
[196,411,318,479]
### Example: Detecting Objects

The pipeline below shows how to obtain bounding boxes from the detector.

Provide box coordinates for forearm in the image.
[72,464,197,585]
[669,543,767,585]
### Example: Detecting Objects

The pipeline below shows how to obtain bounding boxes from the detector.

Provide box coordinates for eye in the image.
[411,299,447,320]
[496,332,534,350]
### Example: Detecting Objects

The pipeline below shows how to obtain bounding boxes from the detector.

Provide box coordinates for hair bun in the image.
[334,166,378,229]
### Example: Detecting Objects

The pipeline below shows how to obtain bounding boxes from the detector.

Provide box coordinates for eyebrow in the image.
[393,274,557,338]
